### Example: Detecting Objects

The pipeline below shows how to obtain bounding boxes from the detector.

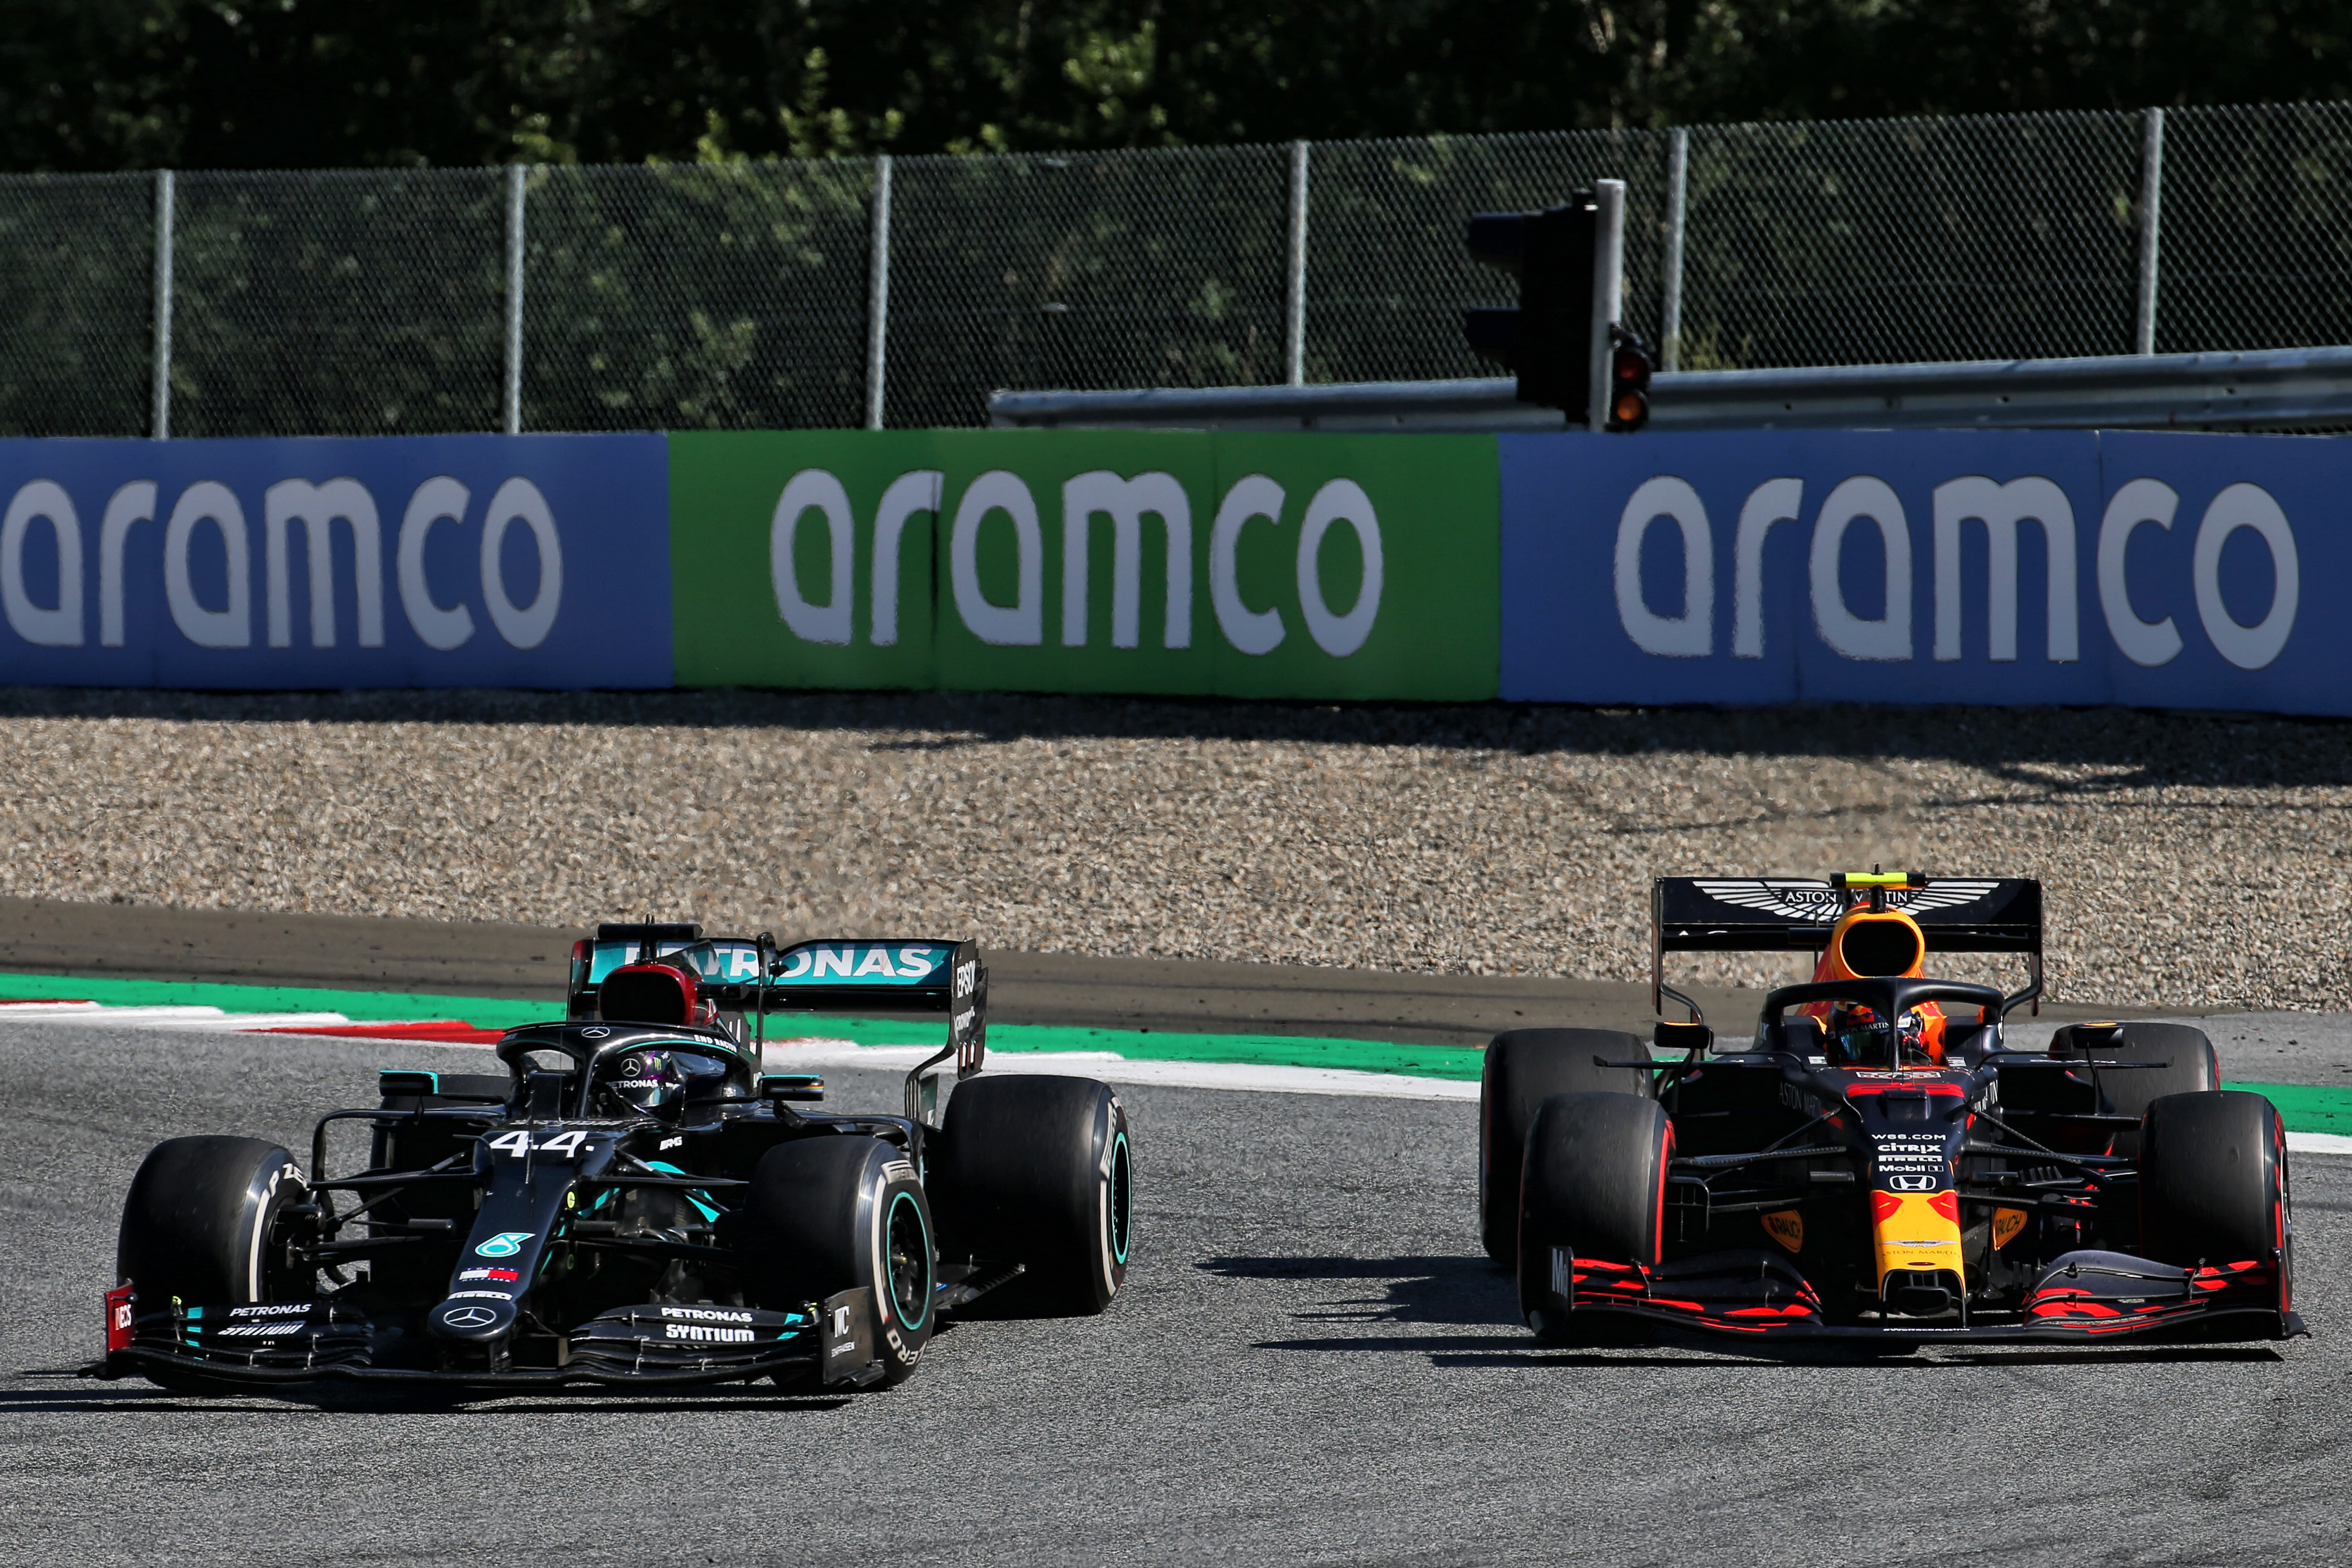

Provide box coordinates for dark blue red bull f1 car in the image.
[1482,875,2299,1344]
[94,923,1133,1392]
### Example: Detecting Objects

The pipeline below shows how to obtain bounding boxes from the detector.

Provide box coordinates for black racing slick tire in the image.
[1516,1093,1672,1342]
[2047,1021,2220,1157]
[1480,1029,1650,1264]
[743,1137,935,1385]
[117,1136,309,1310]
[933,1075,1131,1316]
[2139,1092,2293,1294]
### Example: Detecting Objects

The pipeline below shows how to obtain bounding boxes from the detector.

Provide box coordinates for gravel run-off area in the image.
[0,687,2347,1012]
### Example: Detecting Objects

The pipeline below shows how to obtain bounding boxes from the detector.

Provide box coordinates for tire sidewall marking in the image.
[244,1156,301,1303]
[885,1187,932,1335]
[866,1161,931,1366]
[1105,1127,1132,1272]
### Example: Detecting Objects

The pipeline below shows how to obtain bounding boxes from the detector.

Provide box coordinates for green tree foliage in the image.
[4,0,2352,169]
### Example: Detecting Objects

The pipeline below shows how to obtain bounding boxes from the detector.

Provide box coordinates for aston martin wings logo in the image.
[1691,880,1844,923]
[1690,878,2001,922]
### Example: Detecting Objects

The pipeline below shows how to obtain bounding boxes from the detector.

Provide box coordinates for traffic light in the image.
[1462,194,1598,418]
[1607,326,1653,431]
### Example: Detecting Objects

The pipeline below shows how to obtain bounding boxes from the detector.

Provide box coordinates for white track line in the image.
[759,1040,1482,1101]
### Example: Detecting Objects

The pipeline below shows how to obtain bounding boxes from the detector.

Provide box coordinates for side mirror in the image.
[761,1073,825,1103]
[525,1068,569,1118]
[1771,1015,1828,1056]
[1654,1021,1713,1055]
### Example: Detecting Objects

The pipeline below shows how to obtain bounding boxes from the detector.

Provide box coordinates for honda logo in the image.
[1886,1174,1939,1192]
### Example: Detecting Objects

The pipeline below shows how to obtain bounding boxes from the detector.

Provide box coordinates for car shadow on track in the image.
[1198,1254,1516,1329]
[1190,1260,2295,1369]
[0,1382,852,1416]
[1431,1344,2288,1369]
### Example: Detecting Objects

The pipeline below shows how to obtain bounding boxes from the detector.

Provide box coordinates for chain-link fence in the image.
[0,172,154,437]
[523,162,877,432]
[9,100,2352,438]
[171,168,508,438]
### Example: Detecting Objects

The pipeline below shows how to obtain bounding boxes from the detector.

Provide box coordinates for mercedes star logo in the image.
[441,1305,498,1329]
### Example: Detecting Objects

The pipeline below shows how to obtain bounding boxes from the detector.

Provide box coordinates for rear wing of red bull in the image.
[1650,874,2043,1020]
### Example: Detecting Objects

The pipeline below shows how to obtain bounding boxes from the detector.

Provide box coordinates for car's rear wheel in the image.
[933,1075,1131,1316]
[1480,1029,1650,1265]
[2035,1021,2219,1156]
[2139,1091,2292,1304]
[1516,1092,1673,1342]
[742,1136,934,1385]
[115,1136,310,1394]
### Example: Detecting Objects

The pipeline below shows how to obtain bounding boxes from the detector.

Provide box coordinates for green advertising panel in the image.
[669,430,941,690]
[670,431,1500,701]
[927,430,1223,696]
[1207,433,1499,701]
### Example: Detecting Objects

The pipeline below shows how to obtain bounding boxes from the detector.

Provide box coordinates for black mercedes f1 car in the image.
[94,924,1133,1392]
[1482,874,2299,1344]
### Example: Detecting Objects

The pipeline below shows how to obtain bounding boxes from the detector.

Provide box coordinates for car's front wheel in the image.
[1480,1029,1651,1266]
[1516,1092,1672,1343]
[115,1136,311,1393]
[2139,1090,2292,1314]
[742,1136,935,1385]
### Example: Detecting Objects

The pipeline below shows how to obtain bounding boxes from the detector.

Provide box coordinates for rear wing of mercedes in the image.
[761,940,990,1127]
[1650,874,2043,1021]
[569,928,988,1084]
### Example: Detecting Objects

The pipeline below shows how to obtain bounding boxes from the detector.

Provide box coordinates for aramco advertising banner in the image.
[0,434,671,688]
[1500,429,2352,715]
[666,430,1504,701]
[9,424,2352,716]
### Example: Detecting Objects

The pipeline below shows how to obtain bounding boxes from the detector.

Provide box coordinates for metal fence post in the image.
[1285,141,1310,386]
[2136,108,2165,356]
[1661,129,1689,372]
[866,155,893,431]
[150,169,175,440]
[1588,179,1626,432]
[504,164,526,434]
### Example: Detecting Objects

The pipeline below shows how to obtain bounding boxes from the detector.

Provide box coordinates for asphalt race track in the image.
[3,1021,2346,1566]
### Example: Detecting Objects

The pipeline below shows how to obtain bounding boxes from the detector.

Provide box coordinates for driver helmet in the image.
[604,1048,687,1115]
[600,1047,730,1117]
[1825,1004,1938,1067]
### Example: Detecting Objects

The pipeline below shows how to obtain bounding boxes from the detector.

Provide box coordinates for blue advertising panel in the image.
[0,434,670,689]
[1500,429,2349,715]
